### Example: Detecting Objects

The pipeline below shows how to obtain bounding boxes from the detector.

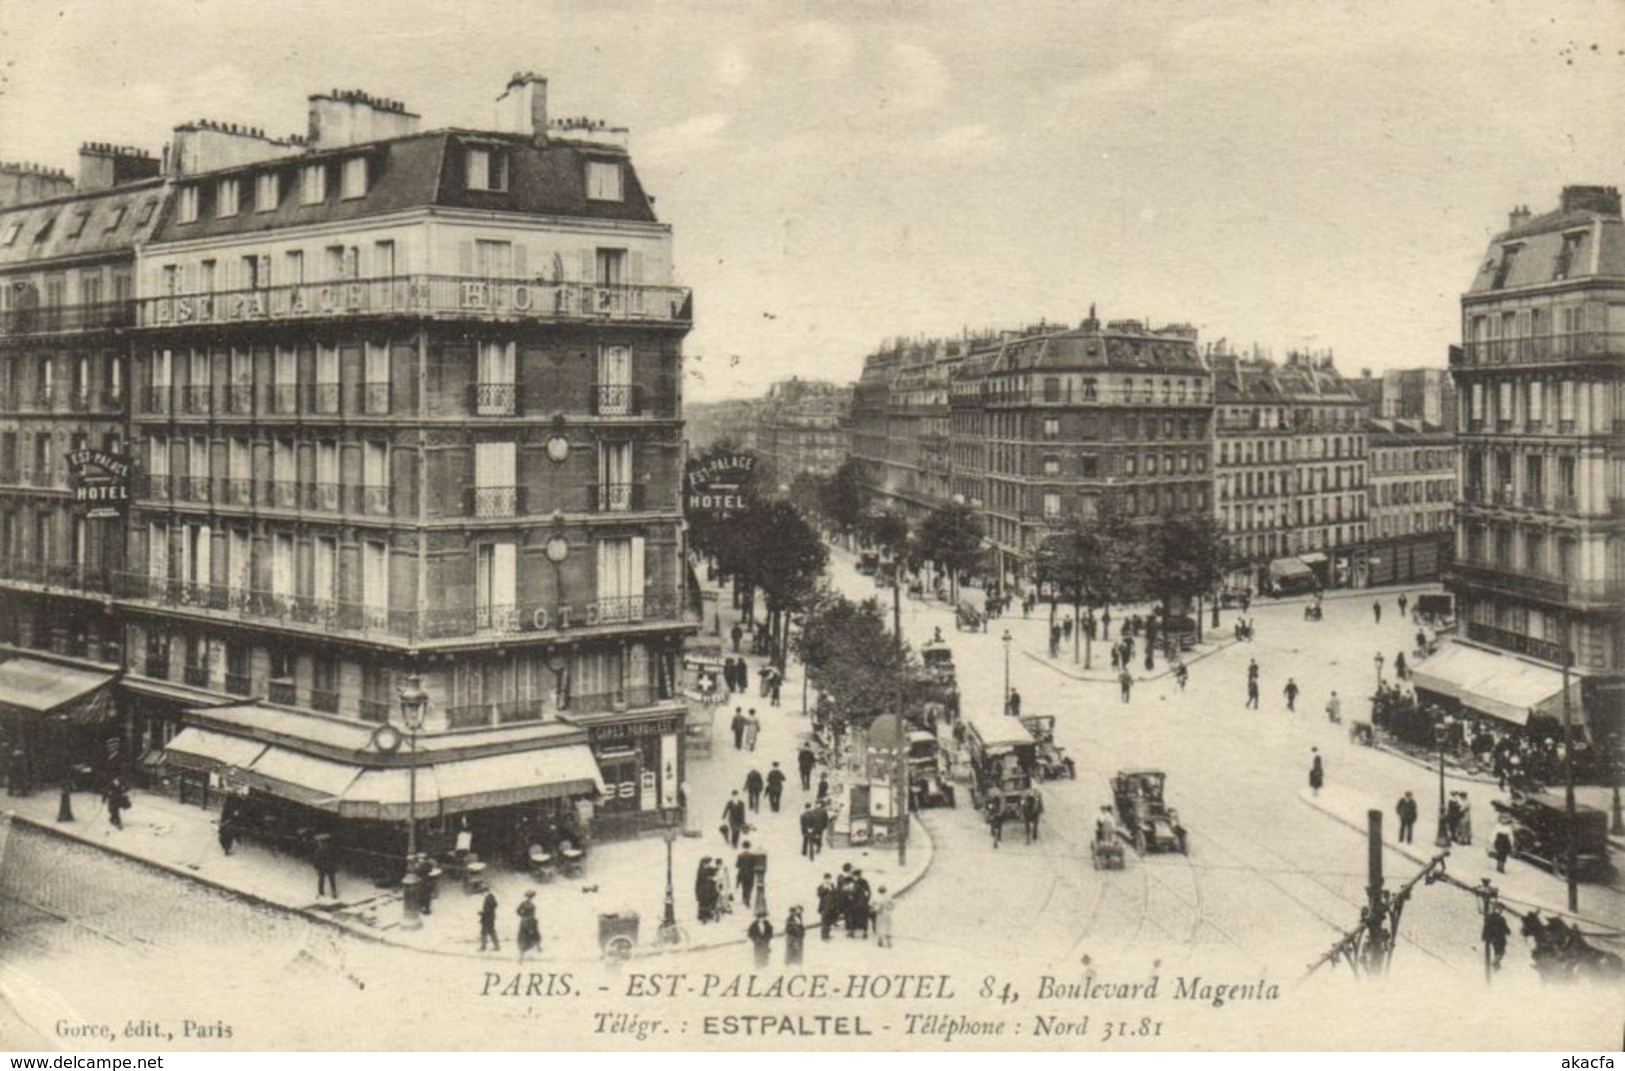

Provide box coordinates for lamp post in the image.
[1374,652,1385,688]
[398,673,429,930]
[1433,717,1451,849]
[1002,629,1013,715]
[657,810,682,945]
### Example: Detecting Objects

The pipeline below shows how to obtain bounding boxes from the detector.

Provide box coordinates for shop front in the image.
[0,650,117,795]
[567,702,687,838]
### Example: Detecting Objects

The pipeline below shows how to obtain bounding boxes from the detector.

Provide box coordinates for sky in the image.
[1,0,1621,400]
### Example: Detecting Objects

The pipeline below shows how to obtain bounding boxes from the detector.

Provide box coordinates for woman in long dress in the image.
[516,890,542,961]
[695,858,719,922]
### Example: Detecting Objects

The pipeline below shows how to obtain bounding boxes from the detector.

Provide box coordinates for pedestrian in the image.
[816,773,830,804]
[479,890,501,951]
[722,790,746,848]
[1373,600,1382,624]
[217,816,236,856]
[516,890,541,962]
[799,803,820,860]
[1102,608,1112,635]
[1309,748,1324,796]
[1493,829,1512,873]
[769,668,783,708]
[987,796,1005,848]
[1283,678,1300,712]
[873,887,895,948]
[1395,651,1408,680]
[1416,628,1428,655]
[1396,791,1418,843]
[766,762,786,812]
[1173,661,1189,691]
[695,857,719,922]
[797,743,816,791]
[744,709,760,752]
[1021,791,1042,844]
[745,768,765,812]
[1062,617,1073,641]
[1110,645,1121,670]
[848,869,872,938]
[784,906,806,966]
[1007,687,1022,718]
[1247,658,1259,683]
[1143,646,1154,672]
[731,622,743,653]
[731,707,746,750]
[1119,669,1133,703]
[313,833,339,898]
[736,840,759,906]
[103,777,130,829]
[747,913,774,967]
[1246,678,1260,710]
[1398,593,1409,618]
[817,874,838,940]
[1325,691,1342,724]
[1446,793,1463,843]
[1482,903,1510,970]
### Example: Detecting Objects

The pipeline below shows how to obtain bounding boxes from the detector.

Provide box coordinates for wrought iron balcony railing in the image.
[466,485,523,518]
[0,300,134,338]
[469,382,519,416]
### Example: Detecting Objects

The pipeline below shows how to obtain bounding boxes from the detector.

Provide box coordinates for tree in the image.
[796,587,916,734]
[737,499,829,666]
[1139,513,1228,638]
[820,459,871,542]
[1032,508,1139,668]
[917,501,983,603]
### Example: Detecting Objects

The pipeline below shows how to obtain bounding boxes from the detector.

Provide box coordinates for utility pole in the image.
[1364,809,1387,975]
[1562,643,1578,913]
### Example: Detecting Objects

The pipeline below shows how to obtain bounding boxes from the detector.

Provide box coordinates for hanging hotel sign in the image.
[685,452,756,516]
[67,449,131,518]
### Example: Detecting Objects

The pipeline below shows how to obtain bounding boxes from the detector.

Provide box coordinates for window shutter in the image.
[495,543,517,606]
[513,244,528,278]
[578,250,592,283]
[629,251,644,284]
[459,240,474,276]
[630,535,646,602]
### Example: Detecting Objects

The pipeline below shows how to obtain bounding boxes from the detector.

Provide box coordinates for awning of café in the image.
[1268,557,1313,579]
[1411,643,1570,727]
[336,746,605,820]
[161,726,267,774]
[236,745,364,811]
[0,657,114,724]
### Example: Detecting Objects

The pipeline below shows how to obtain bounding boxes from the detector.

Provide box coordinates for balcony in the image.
[361,382,391,416]
[357,698,391,723]
[0,558,113,595]
[30,467,55,489]
[466,485,522,518]
[68,390,92,413]
[0,300,134,339]
[269,480,299,510]
[137,275,692,329]
[1459,332,1625,368]
[221,385,254,415]
[178,476,211,503]
[1520,491,1545,509]
[111,572,685,644]
[309,688,340,714]
[307,383,341,416]
[221,478,253,508]
[588,482,645,512]
[1466,622,1567,665]
[138,473,171,500]
[362,485,392,515]
[270,385,298,415]
[445,700,545,730]
[589,384,643,416]
[142,386,171,415]
[305,482,341,512]
[1446,561,1567,603]
[268,678,297,706]
[183,664,210,689]
[180,385,211,415]
[469,382,519,416]
[225,671,253,697]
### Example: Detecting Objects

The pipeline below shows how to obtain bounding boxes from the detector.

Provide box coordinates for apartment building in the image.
[1365,419,1456,584]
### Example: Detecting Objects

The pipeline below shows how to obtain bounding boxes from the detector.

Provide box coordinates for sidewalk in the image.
[3,570,934,962]
[1297,782,1623,930]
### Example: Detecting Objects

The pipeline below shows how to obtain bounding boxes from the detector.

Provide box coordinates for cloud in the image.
[879,43,948,112]
[642,112,731,159]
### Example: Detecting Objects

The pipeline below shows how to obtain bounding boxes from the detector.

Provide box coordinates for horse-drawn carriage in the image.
[1110,769,1187,854]
[1019,715,1076,780]
[906,730,956,809]
[963,711,1037,822]
[954,600,983,632]
[918,638,961,719]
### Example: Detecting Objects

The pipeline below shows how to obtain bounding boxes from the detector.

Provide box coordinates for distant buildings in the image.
[1365,418,1455,585]
[1431,185,1624,739]
[754,378,851,485]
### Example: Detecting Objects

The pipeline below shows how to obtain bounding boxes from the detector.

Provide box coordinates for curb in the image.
[1293,789,1616,930]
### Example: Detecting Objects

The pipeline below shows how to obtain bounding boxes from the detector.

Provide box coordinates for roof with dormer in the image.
[0,178,168,269]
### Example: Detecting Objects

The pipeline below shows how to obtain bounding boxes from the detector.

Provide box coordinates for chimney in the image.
[1559,185,1622,217]
[497,72,548,141]
[1507,204,1532,229]
[306,89,421,150]
[78,143,159,192]
[169,120,300,175]
[0,161,75,208]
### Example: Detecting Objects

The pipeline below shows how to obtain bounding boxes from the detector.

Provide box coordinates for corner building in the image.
[119,77,693,851]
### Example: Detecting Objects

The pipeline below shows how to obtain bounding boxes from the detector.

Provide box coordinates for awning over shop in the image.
[1411,643,1570,726]
[0,657,113,719]
[433,745,606,813]
[1299,552,1329,566]
[338,766,442,822]
[161,727,266,773]
[238,746,363,810]
[1268,557,1313,579]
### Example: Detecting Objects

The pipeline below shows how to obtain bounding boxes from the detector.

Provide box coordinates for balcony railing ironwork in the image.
[180,385,210,415]
[142,386,171,414]
[225,671,253,697]
[268,679,297,706]
[588,483,644,512]
[178,476,211,503]
[0,300,134,338]
[1465,622,1567,665]
[466,485,522,518]
[137,276,692,329]
[0,558,114,594]
[362,382,391,416]
[1447,561,1567,603]
[183,664,211,688]
[309,688,340,714]
[307,383,341,415]
[221,384,253,414]
[445,700,545,730]
[470,382,518,416]
[589,383,640,416]
[271,385,298,415]
[1459,332,1625,368]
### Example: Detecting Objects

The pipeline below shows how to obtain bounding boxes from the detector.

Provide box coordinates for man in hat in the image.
[721,790,747,848]
[478,890,501,952]
[730,707,747,750]
[313,833,339,899]
[799,803,821,861]
[765,762,787,812]
[736,840,759,907]
[816,873,839,940]
[797,742,817,791]
[1395,791,1418,844]
[744,768,765,812]
[784,906,806,966]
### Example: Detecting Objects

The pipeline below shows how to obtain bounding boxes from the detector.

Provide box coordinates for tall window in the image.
[586,161,623,202]
[284,249,304,284]
[255,172,279,212]
[466,148,508,192]
[598,440,633,511]
[474,239,513,277]
[363,441,389,514]
[475,543,516,630]
[362,540,389,629]
[314,345,339,414]
[596,345,632,415]
[363,343,391,415]
[217,179,239,218]
[271,533,294,600]
[473,441,517,517]
[177,186,199,224]
[148,435,170,498]
[340,157,368,199]
[596,536,645,621]
[312,536,336,605]
[301,164,326,205]
[227,529,250,598]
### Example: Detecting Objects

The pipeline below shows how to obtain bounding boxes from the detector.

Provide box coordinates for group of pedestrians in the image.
[814,864,894,946]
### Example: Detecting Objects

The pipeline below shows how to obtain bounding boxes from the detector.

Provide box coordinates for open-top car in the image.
[1019,714,1076,780]
[1111,769,1187,854]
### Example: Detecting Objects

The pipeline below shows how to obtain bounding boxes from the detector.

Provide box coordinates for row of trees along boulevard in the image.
[1033,508,1228,668]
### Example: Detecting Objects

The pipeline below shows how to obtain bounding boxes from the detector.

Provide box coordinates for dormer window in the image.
[65,209,90,240]
[340,157,368,200]
[135,199,157,226]
[177,186,200,224]
[1,222,21,246]
[33,214,56,243]
[301,164,326,205]
[1491,243,1520,289]
[466,147,508,192]
[1553,232,1585,281]
[586,160,623,202]
[217,178,239,217]
[104,205,126,233]
[255,172,280,212]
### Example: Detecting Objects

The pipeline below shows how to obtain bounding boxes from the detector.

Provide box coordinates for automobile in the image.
[1111,769,1187,854]
[1489,793,1611,881]
[856,551,881,576]
[905,730,955,809]
[1218,586,1251,608]
[954,600,983,632]
[1019,715,1076,780]
[963,710,1037,820]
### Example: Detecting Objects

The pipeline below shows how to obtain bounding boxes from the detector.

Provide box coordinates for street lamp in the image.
[398,673,429,929]
[1433,716,1451,849]
[1002,629,1013,715]
[1374,653,1385,688]
[657,809,682,945]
